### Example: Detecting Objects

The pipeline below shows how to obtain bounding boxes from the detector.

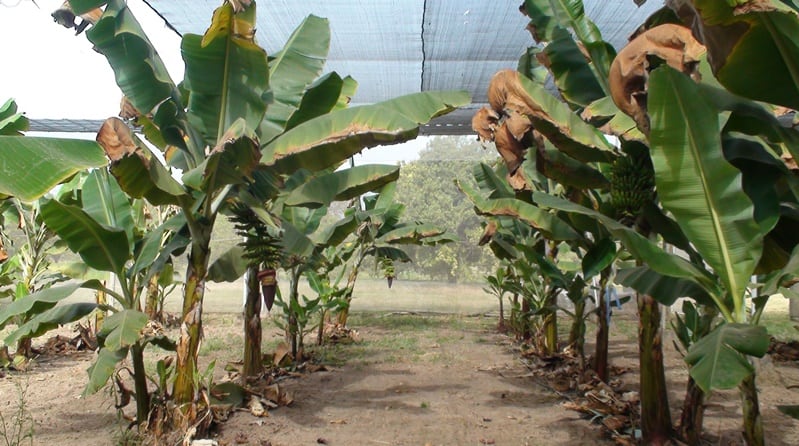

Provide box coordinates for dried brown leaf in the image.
[96,117,139,162]
[609,23,705,133]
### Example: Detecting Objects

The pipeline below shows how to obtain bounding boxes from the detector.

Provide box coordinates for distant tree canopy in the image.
[394,136,500,282]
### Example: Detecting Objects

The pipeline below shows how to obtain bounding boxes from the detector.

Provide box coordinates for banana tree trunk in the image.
[131,342,150,426]
[638,292,673,444]
[594,271,610,382]
[498,293,506,331]
[739,373,764,446]
[288,267,301,360]
[15,337,32,359]
[173,225,212,409]
[679,376,705,445]
[521,296,532,342]
[144,273,161,322]
[336,257,362,327]
[542,289,558,355]
[242,266,263,381]
[568,299,586,368]
[95,283,107,331]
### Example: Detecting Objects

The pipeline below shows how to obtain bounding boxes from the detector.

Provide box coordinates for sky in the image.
[0,0,427,164]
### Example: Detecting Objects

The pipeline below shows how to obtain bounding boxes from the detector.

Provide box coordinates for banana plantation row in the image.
[0,1,798,445]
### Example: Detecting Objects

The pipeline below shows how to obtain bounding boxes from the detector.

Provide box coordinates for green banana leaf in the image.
[377,224,454,245]
[86,1,197,161]
[284,72,345,131]
[132,213,186,276]
[458,180,580,241]
[0,280,101,329]
[261,15,331,142]
[262,91,470,174]
[97,309,149,351]
[283,165,400,208]
[84,347,128,396]
[516,74,615,163]
[536,141,610,190]
[4,302,97,346]
[83,169,134,246]
[0,136,106,202]
[182,2,269,146]
[0,99,29,136]
[207,245,248,283]
[684,322,770,393]
[649,66,764,318]
[581,238,616,279]
[690,0,799,110]
[616,266,714,307]
[182,123,261,192]
[543,27,605,107]
[532,192,719,292]
[66,0,107,15]
[472,162,515,198]
[521,0,614,91]
[110,151,186,206]
[41,199,130,274]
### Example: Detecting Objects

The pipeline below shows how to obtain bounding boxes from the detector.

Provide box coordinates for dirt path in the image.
[214,319,606,446]
[2,312,798,445]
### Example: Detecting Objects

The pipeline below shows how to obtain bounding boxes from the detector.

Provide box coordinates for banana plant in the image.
[0,168,185,426]
[0,0,470,423]
[0,199,69,360]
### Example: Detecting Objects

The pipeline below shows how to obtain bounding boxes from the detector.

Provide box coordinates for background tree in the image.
[396,136,499,282]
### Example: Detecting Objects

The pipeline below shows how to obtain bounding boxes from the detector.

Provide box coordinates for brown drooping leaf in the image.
[472,107,499,143]
[272,342,291,367]
[609,23,705,133]
[478,220,498,246]
[264,383,294,406]
[96,117,140,162]
[119,96,140,120]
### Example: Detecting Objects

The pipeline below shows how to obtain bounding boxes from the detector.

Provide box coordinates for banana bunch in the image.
[609,153,655,221]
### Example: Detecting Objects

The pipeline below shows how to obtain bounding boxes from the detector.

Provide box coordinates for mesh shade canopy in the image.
[35,1,663,134]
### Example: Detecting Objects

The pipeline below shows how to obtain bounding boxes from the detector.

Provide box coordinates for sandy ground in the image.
[1,296,799,445]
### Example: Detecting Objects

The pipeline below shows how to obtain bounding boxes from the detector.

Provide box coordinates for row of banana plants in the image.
[0,0,467,437]
[469,1,799,445]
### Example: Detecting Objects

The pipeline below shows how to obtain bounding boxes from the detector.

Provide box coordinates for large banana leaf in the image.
[521,0,614,90]
[684,323,770,393]
[284,72,345,131]
[283,165,400,208]
[0,280,101,329]
[207,245,248,283]
[377,224,454,245]
[83,169,134,246]
[182,2,269,146]
[261,15,331,142]
[182,125,261,193]
[41,199,130,274]
[543,27,605,107]
[616,266,714,307]
[262,91,470,174]
[472,163,515,198]
[689,0,799,110]
[98,309,149,351]
[649,66,764,319]
[84,347,128,395]
[458,180,580,241]
[4,302,97,346]
[0,137,106,202]
[581,237,616,279]
[0,99,29,136]
[515,73,615,163]
[67,0,107,15]
[110,151,186,206]
[536,141,609,190]
[532,192,719,292]
[87,1,177,117]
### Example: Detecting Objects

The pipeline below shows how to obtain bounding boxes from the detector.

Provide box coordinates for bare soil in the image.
[1,311,798,446]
